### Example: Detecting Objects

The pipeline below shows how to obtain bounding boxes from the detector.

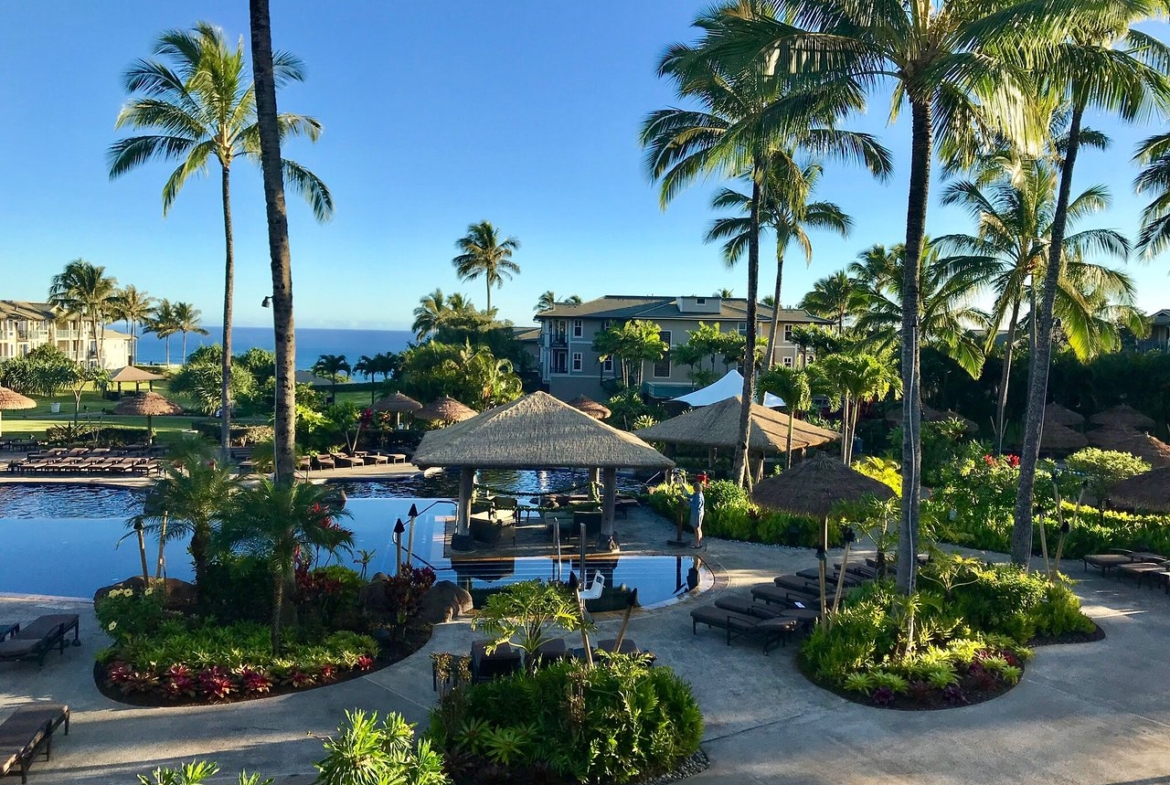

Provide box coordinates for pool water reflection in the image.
[0,498,710,606]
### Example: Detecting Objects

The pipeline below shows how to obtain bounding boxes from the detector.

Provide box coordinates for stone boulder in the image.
[417,580,473,624]
[93,576,198,613]
[359,576,393,617]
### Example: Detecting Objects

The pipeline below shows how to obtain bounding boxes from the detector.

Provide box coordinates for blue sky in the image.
[2,3,1168,331]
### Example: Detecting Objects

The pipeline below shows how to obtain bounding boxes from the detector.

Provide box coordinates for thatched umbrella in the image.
[1090,404,1156,431]
[114,391,182,441]
[636,396,837,452]
[1087,428,1170,468]
[886,404,976,433]
[108,365,165,393]
[568,395,611,420]
[0,386,35,437]
[752,453,896,616]
[1045,402,1084,427]
[414,391,672,549]
[1039,421,1088,454]
[1110,467,1170,512]
[372,391,422,429]
[416,396,477,424]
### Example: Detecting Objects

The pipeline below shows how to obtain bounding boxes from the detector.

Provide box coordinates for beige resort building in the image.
[0,300,132,370]
[533,295,830,401]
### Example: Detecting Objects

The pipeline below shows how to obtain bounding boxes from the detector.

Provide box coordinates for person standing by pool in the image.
[687,473,707,548]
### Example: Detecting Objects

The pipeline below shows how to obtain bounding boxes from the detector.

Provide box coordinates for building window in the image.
[653,330,672,378]
[572,319,583,338]
[552,350,568,374]
[737,322,747,336]
[696,297,706,304]
[783,357,793,367]
[572,352,583,372]
[784,324,793,342]
[601,319,611,330]
[602,356,613,372]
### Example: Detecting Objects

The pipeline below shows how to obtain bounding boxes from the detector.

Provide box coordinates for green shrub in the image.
[429,655,702,784]
[704,479,748,510]
[317,710,448,785]
[95,587,167,640]
[200,555,274,624]
[647,486,829,548]
[1065,448,1150,515]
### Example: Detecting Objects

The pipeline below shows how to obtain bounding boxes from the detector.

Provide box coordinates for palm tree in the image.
[109,21,333,459]
[48,259,119,368]
[707,159,852,368]
[134,453,238,602]
[808,351,901,465]
[353,355,377,403]
[757,365,812,469]
[452,221,521,313]
[217,479,351,653]
[172,302,210,363]
[714,288,735,298]
[145,299,179,366]
[799,271,858,335]
[249,0,301,485]
[535,291,581,313]
[312,354,350,401]
[940,153,1133,452]
[1011,12,1170,564]
[850,240,995,379]
[728,0,1070,593]
[1134,133,1170,257]
[111,285,156,365]
[641,0,889,487]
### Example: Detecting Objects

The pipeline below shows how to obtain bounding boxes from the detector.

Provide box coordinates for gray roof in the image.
[0,300,57,322]
[513,326,541,342]
[535,295,830,324]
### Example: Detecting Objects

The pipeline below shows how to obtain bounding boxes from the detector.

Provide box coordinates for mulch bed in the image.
[1032,621,1106,647]
[94,624,432,708]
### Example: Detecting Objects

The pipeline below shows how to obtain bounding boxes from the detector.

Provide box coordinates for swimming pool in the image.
[0,497,710,605]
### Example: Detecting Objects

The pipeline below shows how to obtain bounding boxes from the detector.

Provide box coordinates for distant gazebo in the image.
[114,391,182,441]
[109,365,165,393]
[372,391,422,429]
[416,396,477,425]
[1087,428,1170,468]
[1091,404,1156,431]
[413,391,673,550]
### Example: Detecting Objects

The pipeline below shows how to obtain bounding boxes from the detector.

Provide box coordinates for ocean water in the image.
[130,326,414,369]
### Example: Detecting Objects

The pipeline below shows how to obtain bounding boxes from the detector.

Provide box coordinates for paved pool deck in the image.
[3,527,1170,784]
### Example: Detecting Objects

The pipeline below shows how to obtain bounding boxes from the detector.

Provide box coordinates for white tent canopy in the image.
[672,369,785,408]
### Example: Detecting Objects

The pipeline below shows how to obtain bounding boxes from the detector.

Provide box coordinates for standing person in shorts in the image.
[688,473,707,548]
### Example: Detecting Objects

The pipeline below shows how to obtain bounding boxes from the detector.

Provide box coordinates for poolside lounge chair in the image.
[689,606,797,654]
[313,454,336,470]
[330,453,364,469]
[1116,559,1170,587]
[0,615,80,667]
[470,639,522,683]
[0,703,70,784]
[750,583,818,608]
[1083,549,1140,573]
[774,575,822,594]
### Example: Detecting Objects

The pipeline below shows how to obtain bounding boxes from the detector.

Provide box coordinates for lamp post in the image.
[394,518,406,576]
[261,295,279,482]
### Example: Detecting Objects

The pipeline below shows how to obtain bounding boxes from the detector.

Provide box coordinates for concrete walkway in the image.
[3,533,1170,784]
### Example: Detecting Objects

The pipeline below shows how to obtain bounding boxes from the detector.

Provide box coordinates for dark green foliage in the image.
[200,555,274,624]
[429,655,702,784]
[647,486,838,547]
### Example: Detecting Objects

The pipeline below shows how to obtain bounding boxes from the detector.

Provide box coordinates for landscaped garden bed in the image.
[799,552,1099,710]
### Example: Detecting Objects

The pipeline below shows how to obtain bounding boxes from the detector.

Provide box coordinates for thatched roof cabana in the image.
[114,391,182,441]
[416,396,477,424]
[109,365,164,392]
[1110,467,1170,512]
[0,385,35,437]
[414,392,673,549]
[886,404,976,433]
[1039,421,1088,453]
[1086,427,1170,468]
[1045,402,1084,427]
[635,396,838,454]
[568,395,611,420]
[1090,404,1156,431]
[372,392,422,413]
[752,453,895,519]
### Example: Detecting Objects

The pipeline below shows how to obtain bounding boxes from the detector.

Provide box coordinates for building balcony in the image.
[549,335,568,348]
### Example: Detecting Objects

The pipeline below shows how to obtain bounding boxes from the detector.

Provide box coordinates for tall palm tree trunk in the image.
[486,282,492,314]
[733,172,762,486]
[219,165,235,460]
[786,416,795,470]
[1012,104,1085,565]
[164,336,171,366]
[765,247,785,370]
[182,330,189,363]
[995,301,1021,454]
[896,97,932,596]
[251,0,298,485]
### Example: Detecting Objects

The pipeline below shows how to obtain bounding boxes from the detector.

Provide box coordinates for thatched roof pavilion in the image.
[114,391,182,441]
[416,396,477,424]
[1087,428,1170,468]
[108,365,164,392]
[1039,421,1088,454]
[635,396,838,454]
[752,453,895,520]
[1045,402,1084,427]
[1110,467,1170,512]
[0,385,35,437]
[886,404,977,433]
[568,395,611,420]
[372,391,422,413]
[414,391,672,549]
[1090,404,1156,431]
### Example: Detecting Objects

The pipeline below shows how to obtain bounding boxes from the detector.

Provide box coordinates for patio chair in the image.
[0,615,80,667]
[492,497,519,523]
[573,510,604,540]
[0,703,70,784]
[313,454,336,470]
[1082,549,1138,574]
[689,606,797,654]
[330,453,364,469]
[470,639,522,683]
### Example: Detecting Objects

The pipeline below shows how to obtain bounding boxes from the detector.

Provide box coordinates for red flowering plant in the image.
[383,566,437,636]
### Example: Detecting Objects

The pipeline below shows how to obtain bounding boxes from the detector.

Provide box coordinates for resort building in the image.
[0,300,131,370]
[533,295,831,401]
[1143,309,1170,351]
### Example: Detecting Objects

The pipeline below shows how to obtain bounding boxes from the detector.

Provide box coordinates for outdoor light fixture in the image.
[408,503,419,518]
[394,519,406,536]
[394,518,406,576]
[815,545,826,561]
[261,295,272,308]
[842,526,856,544]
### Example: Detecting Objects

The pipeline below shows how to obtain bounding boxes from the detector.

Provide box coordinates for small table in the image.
[0,622,19,641]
